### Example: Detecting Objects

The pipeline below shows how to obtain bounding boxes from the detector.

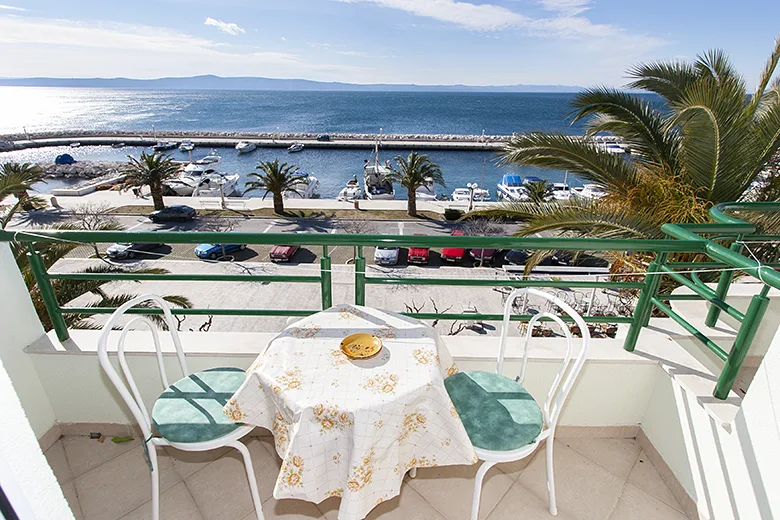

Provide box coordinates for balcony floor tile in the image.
[53,434,687,520]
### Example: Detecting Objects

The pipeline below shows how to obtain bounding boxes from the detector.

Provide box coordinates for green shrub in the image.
[444,208,464,221]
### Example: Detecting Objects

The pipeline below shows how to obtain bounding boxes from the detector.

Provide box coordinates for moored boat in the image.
[283,172,320,199]
[337,176,363,201]
[288,143,304,153]
[179,141,195,152]
[111,142,125,149]
[451,187,491,202]
[153,141,177,151]
[572,183,606,200]
[496,174,526,201]
[415,177,437,201]
[236,141,257,154]
[551,182,572,200]
[192,173,240,197]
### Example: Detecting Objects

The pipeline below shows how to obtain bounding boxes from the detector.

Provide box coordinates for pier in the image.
[1,130,622,152]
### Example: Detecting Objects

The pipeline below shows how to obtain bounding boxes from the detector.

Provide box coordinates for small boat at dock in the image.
[283,172,320,199]
[192,173,240,197]
[288,143,304,153]
[415,177,437,201]
[111,142,125,149]
[236,141,257,154]
[451,187,491,202]
[153,141,177,151]
[179,141,195,152]
[338,176,363,201]
[572,184,606,200]
[551,182,572,200]
[70,142,81,148]
[496,174,526,201]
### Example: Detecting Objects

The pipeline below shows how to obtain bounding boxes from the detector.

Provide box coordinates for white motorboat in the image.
[179,141,195,152]
[598,141,627,154]
[288,143,304,153]
[551,182,572,200]
[338,177,363,201]
[572,183,606,200]
[70,142,81,148]
[496,174,526,201]
[111,142,125,149]
[192,173,240,197]
[415,177,437,201]
[153,141,177,152]
[363,137,395,200]
[283,172,320,199]
[236,141,256,154]
[451,187,491,202]
[164,154,223,196]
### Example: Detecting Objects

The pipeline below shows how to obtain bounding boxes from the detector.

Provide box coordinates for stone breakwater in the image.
[39,161,125,179]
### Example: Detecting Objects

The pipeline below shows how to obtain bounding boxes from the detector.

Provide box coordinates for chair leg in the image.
[546,438,557,516]
[229,441,265,520]
[470,461,496,520]
[148,442,161,520]
[409,467,417,478]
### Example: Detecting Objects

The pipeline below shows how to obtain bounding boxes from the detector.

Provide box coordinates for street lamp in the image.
[467,182,478,212]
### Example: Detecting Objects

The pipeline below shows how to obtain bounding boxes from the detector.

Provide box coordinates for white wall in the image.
[0,330,73,519]
[641,306,780,519]
[0,243,57,437]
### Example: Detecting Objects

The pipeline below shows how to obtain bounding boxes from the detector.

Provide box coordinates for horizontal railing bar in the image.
[650,298,729,361]
[656,293,707,300]
[401,312,634,323]
[666,262,729,269]
[49,273,321,283]
[659,266,717,298]
[61,307,315,317]
[0,229,708,252]
[365,277,645,289]
[673,223,757,234]
[710,202,780,225]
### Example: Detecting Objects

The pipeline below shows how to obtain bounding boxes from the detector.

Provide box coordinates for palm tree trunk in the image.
[273,192,284,214]
[407,190,417,217]
[150,181,165,210]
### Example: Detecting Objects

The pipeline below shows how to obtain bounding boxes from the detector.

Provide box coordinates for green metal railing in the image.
[2,202,779,400]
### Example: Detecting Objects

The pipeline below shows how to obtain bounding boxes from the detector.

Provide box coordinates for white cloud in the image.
[0,4,25,10]
[337,0,528,31]
[0,16,367,80]
[538,0,591,16]
[204,17,245,35]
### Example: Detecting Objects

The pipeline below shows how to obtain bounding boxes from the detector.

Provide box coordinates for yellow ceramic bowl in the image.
[340,333,383,359]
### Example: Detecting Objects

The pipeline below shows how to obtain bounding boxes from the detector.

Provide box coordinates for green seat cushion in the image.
[444,371,543,452]
[152,367,247,444]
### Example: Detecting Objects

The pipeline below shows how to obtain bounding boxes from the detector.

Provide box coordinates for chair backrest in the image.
[97,294,189,439]
[498,288,591,430]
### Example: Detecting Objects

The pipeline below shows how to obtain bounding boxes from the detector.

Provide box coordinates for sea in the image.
[0,87,598,198]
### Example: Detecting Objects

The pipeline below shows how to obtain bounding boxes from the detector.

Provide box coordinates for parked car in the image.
[374,246,400,266]
[504,250,609,274]
[106,242,164,260]
[149,205,196,223]
[270,245,299,262]
[316,134,331,141]
[469,247,498,265]
[195,243,246,260]
[441,230,467,263]
[407,234,430,265]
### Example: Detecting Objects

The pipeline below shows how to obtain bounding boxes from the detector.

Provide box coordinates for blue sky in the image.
[0,0,778,87]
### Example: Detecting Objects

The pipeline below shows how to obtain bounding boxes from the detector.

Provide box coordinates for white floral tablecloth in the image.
[224,304,478,520]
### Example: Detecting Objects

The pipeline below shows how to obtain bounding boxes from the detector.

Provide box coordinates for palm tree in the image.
[121,152,180,210]
[1,162,45,228]
[523,180,555,204]
[474,39,780,240]
[386,152,445,217]
[243,159,301,214]
[11,230,191,330]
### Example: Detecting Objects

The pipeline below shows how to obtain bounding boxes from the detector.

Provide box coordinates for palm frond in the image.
[625,60,699,103]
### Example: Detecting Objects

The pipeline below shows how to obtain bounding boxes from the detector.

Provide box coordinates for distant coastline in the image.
[0,74,583,93]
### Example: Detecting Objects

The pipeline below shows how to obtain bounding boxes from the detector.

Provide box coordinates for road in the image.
[10,211,522,266]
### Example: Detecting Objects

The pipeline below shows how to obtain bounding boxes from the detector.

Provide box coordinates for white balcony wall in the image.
[0,243,73,519]
[642,291,780,519]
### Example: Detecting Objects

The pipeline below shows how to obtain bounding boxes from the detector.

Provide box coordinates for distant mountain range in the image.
[0,74,582,92]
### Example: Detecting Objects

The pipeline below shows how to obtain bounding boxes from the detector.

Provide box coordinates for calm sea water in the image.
[0,87,598,197]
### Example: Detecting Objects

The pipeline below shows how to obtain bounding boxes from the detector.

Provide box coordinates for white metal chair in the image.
[444,288,591,519]
[97,294,264,520]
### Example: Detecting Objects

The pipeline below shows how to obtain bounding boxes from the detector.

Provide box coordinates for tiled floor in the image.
[45,434,690,520]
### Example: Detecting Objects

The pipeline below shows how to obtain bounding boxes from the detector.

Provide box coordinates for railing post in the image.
[355,246,366,306]
[624,252,668,351]
[705,239,743,327]
[27,246,69,342]
[320,246,332,309]
[714,292,769,399]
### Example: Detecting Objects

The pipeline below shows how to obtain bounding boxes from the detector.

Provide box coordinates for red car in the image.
[470,247,498,265]
[407,234,430,265]
[441,230,466,263]
[270,245,299,262]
